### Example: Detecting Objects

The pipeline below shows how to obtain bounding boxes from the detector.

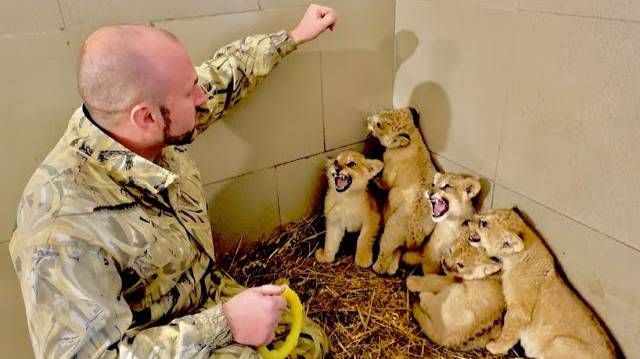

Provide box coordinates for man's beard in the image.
[160,106,195,146]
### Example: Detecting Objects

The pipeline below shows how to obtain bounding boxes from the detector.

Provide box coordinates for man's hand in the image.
[290,4,337,45]
[222,284,287,346]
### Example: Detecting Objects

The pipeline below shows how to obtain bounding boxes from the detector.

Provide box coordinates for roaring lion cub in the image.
[315,151,384,268]
[367,108,436,275]
[407,226,505,350]
[403,172,481,274]
[468,209,616,359]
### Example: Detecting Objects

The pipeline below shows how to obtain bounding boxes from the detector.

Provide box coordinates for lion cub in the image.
[407,226,505,350]
[367,108,437,275]
[315,151,384,268]
[468,209,616,359]
[403,172,482,274]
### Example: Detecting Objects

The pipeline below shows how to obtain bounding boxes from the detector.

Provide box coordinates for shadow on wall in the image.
[395,29,454,156]
[397,30,493,209]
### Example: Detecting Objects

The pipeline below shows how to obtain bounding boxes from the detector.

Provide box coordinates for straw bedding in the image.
[222,215,524,359]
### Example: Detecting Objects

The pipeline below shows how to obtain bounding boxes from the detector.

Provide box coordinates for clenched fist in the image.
[222,284,287,346]
[290,4,337,45]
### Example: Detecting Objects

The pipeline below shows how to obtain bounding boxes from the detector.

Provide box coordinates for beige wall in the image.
[3,0,638,357]
[395,0,640,357]
[0,0,394,357]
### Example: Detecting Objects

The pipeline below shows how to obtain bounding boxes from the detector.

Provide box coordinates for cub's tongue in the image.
[336,176,349,189]
[432,198,448,217]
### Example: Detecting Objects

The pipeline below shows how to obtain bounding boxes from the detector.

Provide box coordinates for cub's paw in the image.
[354,252,373,268]
[486,341,512,355]
[406,275,425,292]
[387,259,399,275]
[372,259,386,274]
[314,248,334,263]
[372,258,397,275]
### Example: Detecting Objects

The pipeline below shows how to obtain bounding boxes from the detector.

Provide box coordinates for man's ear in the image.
[130,102,156,131]
[365,159,384,178]
[463,176,482,199]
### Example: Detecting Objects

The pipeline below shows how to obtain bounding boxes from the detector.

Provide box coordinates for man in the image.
[10,4,336,358]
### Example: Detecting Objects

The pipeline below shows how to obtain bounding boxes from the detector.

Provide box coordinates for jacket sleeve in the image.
[11,235,233,359]
[193,30,297,136]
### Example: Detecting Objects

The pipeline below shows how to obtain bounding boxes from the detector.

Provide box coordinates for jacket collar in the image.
[65,105,179,197]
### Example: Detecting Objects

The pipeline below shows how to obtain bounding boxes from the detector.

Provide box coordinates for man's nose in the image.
[194,86,207,106]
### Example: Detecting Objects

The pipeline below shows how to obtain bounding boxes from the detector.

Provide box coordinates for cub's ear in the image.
[463,176,482,199]
[395,134,411,147]
[325,157,335,169]
[507,208,528,233]
[500,232,524,254]
[482,263,502,277]
[365,159,384,177]
[408,107,420,127]
[433,172,444,186]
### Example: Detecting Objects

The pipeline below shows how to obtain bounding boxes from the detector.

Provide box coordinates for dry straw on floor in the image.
[223,215,524,359]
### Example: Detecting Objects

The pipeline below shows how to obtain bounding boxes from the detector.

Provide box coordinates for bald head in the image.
[77,25,186,125]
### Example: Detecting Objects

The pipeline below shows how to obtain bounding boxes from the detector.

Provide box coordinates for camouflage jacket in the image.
[9,31,297,359]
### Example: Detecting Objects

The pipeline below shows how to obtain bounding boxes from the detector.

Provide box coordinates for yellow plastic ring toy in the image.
[257,286,304,359]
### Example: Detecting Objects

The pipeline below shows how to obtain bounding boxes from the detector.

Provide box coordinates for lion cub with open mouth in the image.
[367,107,437,275]
[403,172,482,275]
[407,226,505,350]
[468,209,616,359]
[315,151,384,268]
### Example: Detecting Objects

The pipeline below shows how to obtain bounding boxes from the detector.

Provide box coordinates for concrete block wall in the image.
[394,0,640,356]
[2,0,639,357]
[0,1,394,356]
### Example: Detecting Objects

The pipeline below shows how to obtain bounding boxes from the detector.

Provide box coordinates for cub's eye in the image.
[376,122,382,128]
[456,262,464,269]
[480,220,489,228]
[347,162,357,168]
[441,183,451,190]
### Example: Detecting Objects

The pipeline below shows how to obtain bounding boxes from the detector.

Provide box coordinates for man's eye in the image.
[347,162,357,168]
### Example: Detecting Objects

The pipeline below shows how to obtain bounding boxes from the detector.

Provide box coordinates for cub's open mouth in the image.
[334,173,352,192]
[430,196,449,218]
[469,233,481,243]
